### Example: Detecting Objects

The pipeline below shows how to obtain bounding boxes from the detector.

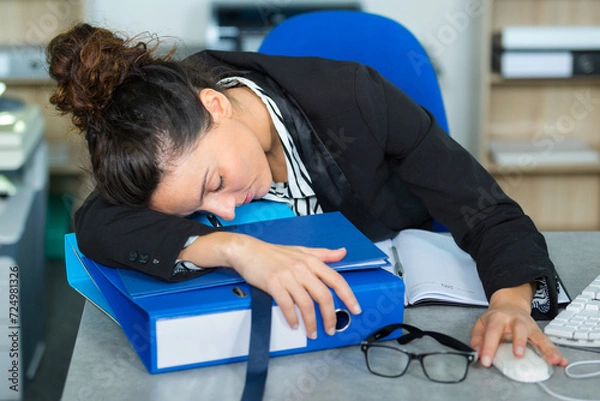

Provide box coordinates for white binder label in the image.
[155,306,307,369]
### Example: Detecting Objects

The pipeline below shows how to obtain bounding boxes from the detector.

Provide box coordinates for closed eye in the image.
[214,176,225,192]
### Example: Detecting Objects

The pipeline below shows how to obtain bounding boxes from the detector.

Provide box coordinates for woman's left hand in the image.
[470,282,569,368]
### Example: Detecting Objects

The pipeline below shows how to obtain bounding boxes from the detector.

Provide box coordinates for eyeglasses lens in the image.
[366,346,410,377]
[422,353,469,383]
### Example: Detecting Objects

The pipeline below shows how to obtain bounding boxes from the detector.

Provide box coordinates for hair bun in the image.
[47,23,155,132]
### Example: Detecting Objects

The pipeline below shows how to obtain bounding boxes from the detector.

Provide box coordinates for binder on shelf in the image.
[499,26,600,51]
[64,212,404,374]
[498,52,572,79]
[493,51,600,79]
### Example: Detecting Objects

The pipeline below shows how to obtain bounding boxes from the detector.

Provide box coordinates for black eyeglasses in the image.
[361,323,478,383]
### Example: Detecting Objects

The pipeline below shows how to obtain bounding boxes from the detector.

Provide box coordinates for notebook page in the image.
[392,229,488,306]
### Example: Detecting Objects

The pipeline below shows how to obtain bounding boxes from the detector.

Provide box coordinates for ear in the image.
[198,89,232,120]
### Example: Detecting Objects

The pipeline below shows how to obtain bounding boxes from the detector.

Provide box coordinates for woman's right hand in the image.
[179,232,362,339]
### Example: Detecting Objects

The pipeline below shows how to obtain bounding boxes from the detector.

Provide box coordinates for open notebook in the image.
[375,229,570,307]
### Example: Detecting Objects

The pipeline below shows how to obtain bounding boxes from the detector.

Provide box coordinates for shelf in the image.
[486,162,600,176]
[480,0,600,231]
[1,78,54,87]
[49,164,85,176]
[490,74,600,86]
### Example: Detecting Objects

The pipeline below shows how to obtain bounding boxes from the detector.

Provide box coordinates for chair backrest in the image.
[259,10,449,134]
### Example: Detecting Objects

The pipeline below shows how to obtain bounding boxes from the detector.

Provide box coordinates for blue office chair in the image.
[259,10,449,231]
[258,10,449,134]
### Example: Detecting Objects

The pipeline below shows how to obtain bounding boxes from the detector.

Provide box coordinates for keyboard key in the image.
[585,301,600,311]
[576,295,594,303]
[554,310,577,322]
[582,286,600,299]
[574,331,590,340]
[545,325,574,339]
[566,302,586,312]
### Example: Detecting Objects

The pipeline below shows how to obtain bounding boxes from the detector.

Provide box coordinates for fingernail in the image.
[292,323,299,330]
[353,304,362,314]
[327,327,336,336]
[515,346,525,356]
[309,331,317,340]
[481,356,492,367]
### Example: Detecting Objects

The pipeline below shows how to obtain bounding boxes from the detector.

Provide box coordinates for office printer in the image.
[205,1,362,52]
[0,87,47,400]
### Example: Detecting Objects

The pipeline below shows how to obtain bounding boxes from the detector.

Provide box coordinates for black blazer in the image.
[75,50,558,317]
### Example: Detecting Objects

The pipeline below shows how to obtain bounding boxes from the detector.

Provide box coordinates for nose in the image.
[203,194,236,221]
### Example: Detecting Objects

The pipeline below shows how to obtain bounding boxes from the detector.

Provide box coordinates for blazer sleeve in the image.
[74,191,217,282]
[352,65,559,318]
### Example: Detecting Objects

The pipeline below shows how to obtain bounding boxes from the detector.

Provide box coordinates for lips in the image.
[244,190,254,204]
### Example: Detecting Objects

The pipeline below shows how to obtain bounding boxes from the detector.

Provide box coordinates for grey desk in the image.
[61,232,600,401]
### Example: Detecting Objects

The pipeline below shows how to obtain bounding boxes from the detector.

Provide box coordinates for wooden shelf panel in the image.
[485,85,600,149]
[492,0,600,30]
[486,162,600,175]
[490,74,600,87]
[0,78,54,86]
[492,173,600,231]
[0,0,82,46]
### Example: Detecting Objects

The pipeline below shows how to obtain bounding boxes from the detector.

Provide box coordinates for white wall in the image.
[85,0,484,152]
[365,0,484,152]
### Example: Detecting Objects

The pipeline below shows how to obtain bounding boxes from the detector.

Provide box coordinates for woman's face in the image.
[149,116,273,220]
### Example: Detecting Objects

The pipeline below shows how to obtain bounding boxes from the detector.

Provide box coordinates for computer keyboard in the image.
[544,274,600,347]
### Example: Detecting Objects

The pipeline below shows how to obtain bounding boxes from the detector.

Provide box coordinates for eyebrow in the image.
[198,169,209,206]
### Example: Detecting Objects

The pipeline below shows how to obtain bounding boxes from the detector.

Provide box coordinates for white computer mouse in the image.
[492,342,553,383]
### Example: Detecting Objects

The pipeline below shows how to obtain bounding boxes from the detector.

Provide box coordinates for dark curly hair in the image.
[46,23,221,207]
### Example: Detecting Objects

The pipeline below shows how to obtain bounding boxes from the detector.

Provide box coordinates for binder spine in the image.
[573,52,600,76]
[151,269,405,373]
[500,26,600,51]
[499,52,573,79]
[492,26,600,78]
[82,257,156,373]
[493,51,600,78]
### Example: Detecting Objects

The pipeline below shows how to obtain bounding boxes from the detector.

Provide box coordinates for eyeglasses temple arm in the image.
[397,330,474,353]
[364,323,423,343]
